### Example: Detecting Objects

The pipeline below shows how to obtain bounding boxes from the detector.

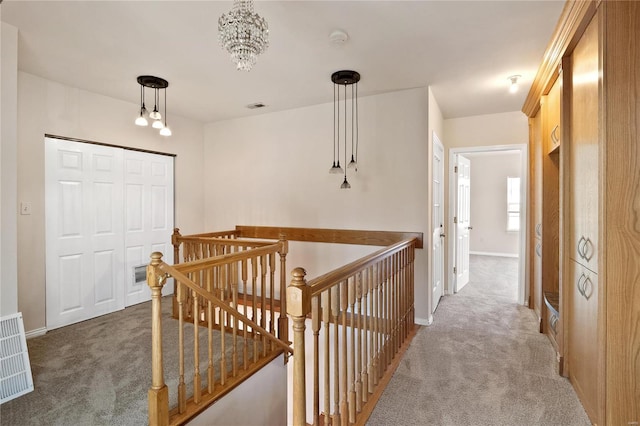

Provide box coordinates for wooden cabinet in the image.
[546,78,561,154]
[525,2,640,424]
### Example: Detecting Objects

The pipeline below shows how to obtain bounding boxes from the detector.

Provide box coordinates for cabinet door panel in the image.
[568,11,599,273]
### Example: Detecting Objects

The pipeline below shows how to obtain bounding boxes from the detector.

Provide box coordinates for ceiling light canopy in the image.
[218,0,269,71]
[135,76,171,137]
[330,70,360,189]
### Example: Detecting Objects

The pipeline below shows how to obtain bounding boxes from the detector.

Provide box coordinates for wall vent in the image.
[1,313,34,403]
[134,265,147,284]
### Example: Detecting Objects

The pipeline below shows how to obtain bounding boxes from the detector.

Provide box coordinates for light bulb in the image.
[160,126,172,136]
[152,119,164,129]
[135,115,148,126]
[508,75,521,94]
[149,110,161,120]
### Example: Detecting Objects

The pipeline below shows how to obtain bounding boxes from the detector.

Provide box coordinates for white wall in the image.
[16,72,205,332]
[442,111,528,292]
[191,354,287,426]
[467,151,521,255]
[204,88,432,323]
[1,23,19,318]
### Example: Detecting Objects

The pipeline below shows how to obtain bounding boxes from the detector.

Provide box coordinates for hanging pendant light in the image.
[135,76,171,136]
[160,88,172,136]
[330,70,360,189]
[329,83,344,174]
[134,84,149,126]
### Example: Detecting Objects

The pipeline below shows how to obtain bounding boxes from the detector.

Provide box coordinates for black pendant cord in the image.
[336,83,341,168]
[140,84,146,111]
[163,88,167,126]
[344,84,347,179]
[355,82,359,164]
[351,84,355,164]
[333,84,336,167]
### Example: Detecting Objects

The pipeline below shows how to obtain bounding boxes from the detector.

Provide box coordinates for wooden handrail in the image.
[157,258,293,355]
[307,238,417,296]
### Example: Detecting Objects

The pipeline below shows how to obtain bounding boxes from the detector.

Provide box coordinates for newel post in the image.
[171,228,182,264]
[287,267,311,426]
[147,252,169,426]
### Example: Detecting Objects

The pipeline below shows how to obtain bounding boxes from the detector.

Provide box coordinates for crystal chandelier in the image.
[218,0,269,71]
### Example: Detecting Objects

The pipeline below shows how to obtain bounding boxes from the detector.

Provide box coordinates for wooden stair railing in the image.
[287,238,418,426]
[147,245,293,426]
[171,228,289,342]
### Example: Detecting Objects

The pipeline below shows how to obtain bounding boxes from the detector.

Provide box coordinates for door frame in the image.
[447,144,528,305]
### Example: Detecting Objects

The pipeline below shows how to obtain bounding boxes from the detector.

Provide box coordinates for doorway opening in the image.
[448,144,528,305]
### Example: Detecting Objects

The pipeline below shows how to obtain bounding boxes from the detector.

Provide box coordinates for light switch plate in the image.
[20,202,32,215]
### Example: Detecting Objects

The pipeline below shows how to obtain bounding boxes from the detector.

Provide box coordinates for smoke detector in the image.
[329,30,349,45]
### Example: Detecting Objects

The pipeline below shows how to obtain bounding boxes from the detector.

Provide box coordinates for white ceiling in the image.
[1,1,564,123]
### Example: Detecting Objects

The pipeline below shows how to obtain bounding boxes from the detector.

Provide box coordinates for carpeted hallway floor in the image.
[367,255,590,425]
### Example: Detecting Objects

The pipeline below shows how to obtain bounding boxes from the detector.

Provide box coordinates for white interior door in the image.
[455,154,471,292]
[432,133,445,312]
[45,138,125,329]
[124,150,174,306]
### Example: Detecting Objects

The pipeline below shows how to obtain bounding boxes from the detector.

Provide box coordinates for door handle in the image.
[440,233,446,238]
[467,226,473,230]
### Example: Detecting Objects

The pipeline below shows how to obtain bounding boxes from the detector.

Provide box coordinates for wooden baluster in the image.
[321,290,331,425]
[260,255,267,356]
[269,252,276,351]
[340,280,348,426]
[384,257,391,370]
[371,264,379,387]
[242,259,249,370]
[206,267,215,394]
[331,285,341,426]
[231,262,238,378]
[348,276,356,424]
[192,290,201,404]
[363,267,371,400]
[355,271,364,411]
[252,257,259,363]
[147,252,169,426]
[220,307,227,386]
[287,267,311,426]
[178,281,186,413]
[311,295,321,426]
[278,235,289,347]
[392,253,398,353]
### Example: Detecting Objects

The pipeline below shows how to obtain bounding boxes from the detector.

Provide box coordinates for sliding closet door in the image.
[45,138,125,329]
[124,150,174,306]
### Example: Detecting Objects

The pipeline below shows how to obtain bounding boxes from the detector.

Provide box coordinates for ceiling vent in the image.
[246,102,267,110]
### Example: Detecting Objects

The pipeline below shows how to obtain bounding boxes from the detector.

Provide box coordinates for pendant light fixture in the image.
[218,0,269,71]
[135,76,171,136]
[330,70,360,189]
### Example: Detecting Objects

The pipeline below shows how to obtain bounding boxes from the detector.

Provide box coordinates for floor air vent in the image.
[1,313,34,404]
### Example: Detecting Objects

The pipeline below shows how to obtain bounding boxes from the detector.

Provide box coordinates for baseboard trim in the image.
[25,327,47,339]
[415,316,433,326]
[470,251,518,258]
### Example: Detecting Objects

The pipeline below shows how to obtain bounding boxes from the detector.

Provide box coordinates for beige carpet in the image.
[367,255,590,426]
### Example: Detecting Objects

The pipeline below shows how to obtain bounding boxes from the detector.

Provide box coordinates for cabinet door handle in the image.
[535,223,542,237]
[583,238,594,262]
[582,276,593,300]
[577,273,587,297]
[577,236,587,259]
[549,314,558,334]
[535,243,542,257]
[551,125,560,145]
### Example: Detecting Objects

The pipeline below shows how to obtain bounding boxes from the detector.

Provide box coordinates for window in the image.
[507,177,520,231]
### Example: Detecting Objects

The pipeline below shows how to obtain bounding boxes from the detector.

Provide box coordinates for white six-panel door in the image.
[124,150,174,306]
[45,137,174,329]
[45,139,125,329]
[455,154,471,292]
